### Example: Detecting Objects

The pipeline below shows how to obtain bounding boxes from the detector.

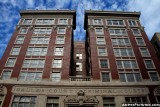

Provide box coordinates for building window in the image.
[22,59,45,68]
[46,97,59,107]
[52,59,62,68]
[140,48,150,57]
[103,97,115,107]
[36,19,54,25]
[101,72,110,82]
[76,54,82,59]
[76,63,82,71]
[19,28,28,34]
[149,71,159,81]
[10,47,20,55]
[125,97,148,104]
[57,27,66,34]
[107,19,124,26]
[117,60,138,69]
[95,27,104,35]
[136,38,145,46]
[99,59,109,68]
[0,95,4,106]
[144,59,155,69]
[96,37,106,45]
[119,73,142,82]
[56,36,65,44]
[93,19,102,25]
[11,96,36,107]
[30,37,50,44]
[109,29,127,36]
[15,36,25,44]
[23,19,32,25]
[51,72,61,81]
[33,28,52,34]
[54,47,64,56]
[5,58,16,67]
[58,19,68,25]
[98,47,107,56]
[132,29,141,36]
[114,48,134,57]
[19,72,42,81]
[111,38,130,46]
[26,47,47,56]
[154,88,160,103]
[128,20,137,26]
[1,70,11,80]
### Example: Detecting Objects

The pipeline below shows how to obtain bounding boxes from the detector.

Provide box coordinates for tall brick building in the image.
[0,10,160,107]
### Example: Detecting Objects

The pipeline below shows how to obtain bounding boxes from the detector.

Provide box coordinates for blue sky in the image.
[0,0,160,59]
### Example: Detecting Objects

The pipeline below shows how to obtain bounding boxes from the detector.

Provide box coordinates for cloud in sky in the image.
[0,0,160,59]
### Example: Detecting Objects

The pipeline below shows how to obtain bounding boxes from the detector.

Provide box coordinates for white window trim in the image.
[95,27,104,35]
[35,18,55,25]
[58,18,68,25]
[111,37,131,46]
[26,46,48,56]
[143,59,156,69]
[57,27,66,34]
[5,57,17,67]
[113,47,135,57]
[10,46,21,55]
[22,58,45,68]
[135,37,146,46]
[14,36,25,44]
[19,27,29,34]
[22,19,33,25]
[119,72,142,82]
[127,19,138,27]
[139,47,151,57]
[0,69,12,80]
[116,59,139,69]
[106,19,125,26]
[97,46,107,56]
[54,46,64,56]
[101,71,112,82]
[33,27,52,34]
[52,58,63,68]
[99,58,110,69]
[131,29,141,36]
[109,28,128,36]
[148,71,159,81]
[30,37,50,44]
[93,19,103,25]
[55,36,65,44]
[51,72,61,81]
[96,36,106,45]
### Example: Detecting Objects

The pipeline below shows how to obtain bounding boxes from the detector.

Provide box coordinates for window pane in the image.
[102,72,110,82]
[149,72,159,81]
[100,59,108,68]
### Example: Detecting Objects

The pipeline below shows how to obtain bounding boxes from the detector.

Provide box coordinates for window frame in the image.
[52,59,63,68]
[26,47,48,56]
[55,36,65,44]
[22,59,45,68]
[33,27,52,34]
[106,19,125,26]
[1,69,12,80]
[135,37,146,46]
[99,59,109,69]
[109,28,127,36]
[119,72,142,82]
[10,46,21,55]
[144,59,155,69]
[139,47,150,57]
[113,48,134,57]
[148,71,159,81]
[19,27,28,34]
[30,37,50,44]
[132,29,141,36]
[97,46,107,56]
[57,27,66,34]
[58,18,68,25]
[93,19,103,25]
[111,37,131,46]
[15,36,25,44]
[5,57,17,67]
[54,46,64,56]
[96,36,106,45]
[51,72,61,81]
[116,60,138,69]
[128,20,138,27]
[35,18,55,25]
[22,19,33,25]
[95,27,104,35]
[101,71,111,82]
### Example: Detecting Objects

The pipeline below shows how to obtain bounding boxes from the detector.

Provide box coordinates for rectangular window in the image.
[119,73,142,82]
[5,58,16,67]
[149,71,159,81]
[109,29,127,36]
[125,97,148,104]
[52,59,62,68]
[107,19,124,26]
[100,59,109,68]
[56,36,65,44]
[57,27,66,34]
[58,19,68,24]
[76,54,82,59]
[140,48,150,57]
[132,29,141,36]
[95,28,104,35]
[0,95,4,106]
[128,20,137,26]
[1,70,11,80]
[11,96,36,107]
[33,28,52,34]
[15,36,25,44]
[96,37,106,45]
[76,63,82,71]
[36,19,54,25]
[30,37,50,44]
[46,97,59,107]
[156,96,160,103]
[101,72,110,82]
[111,38,130,46]
[51,72,61,81]
[10,47,20,55]
[117,60,138,69]
[26,47,47,56]
[114,48,134,57]
[144,60,155,69]
[98,47,107,56]
[22,59,45,68]
[93,19,102,25]
[136,38,145,45]
[103,97,115,107]
[54,47,64,56]
[19,28,28,34]
[23,19,32,25]
[19,72,42,81]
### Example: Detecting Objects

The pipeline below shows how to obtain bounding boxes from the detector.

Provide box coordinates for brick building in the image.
[0,10,160,107]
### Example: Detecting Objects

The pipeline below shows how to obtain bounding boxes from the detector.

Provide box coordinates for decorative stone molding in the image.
[89,25,94,31]
[104,26,108,30]
[16,25,20,30]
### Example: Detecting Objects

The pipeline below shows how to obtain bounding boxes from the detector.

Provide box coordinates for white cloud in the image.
[26,0,34,7]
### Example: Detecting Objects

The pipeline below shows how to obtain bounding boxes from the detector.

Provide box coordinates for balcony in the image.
[70,76,91,81]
